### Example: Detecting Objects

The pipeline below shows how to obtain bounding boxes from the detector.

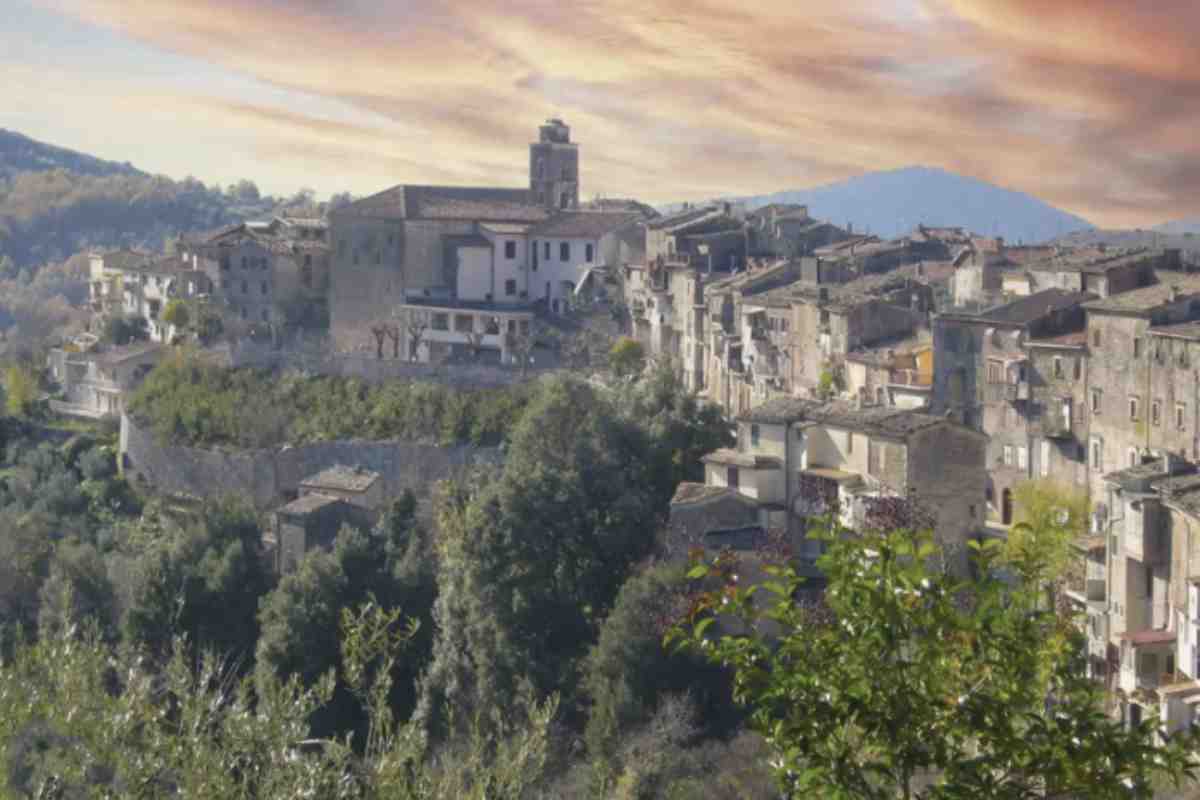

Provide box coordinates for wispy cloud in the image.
[16,0,1200,226]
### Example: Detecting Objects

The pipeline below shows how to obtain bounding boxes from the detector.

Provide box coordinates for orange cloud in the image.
[30,0,1200,227]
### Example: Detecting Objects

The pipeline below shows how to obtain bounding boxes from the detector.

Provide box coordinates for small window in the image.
[847,431,854,454]
[1091,390,1102,415]
[1073,358,1082,380]
[505,279,517,296]
[261,309,269,322]
[750,424,760,447]
[585,243,594,263]
[241,256,248,269]
[1133,338,1142,358]
[432,313,449,331]
[1091,439,1103,471]
[727,466,739,489]
[304,254,313,267]
[1003,444,1014,466]
[241,280,248,294]
[560,242,570,261]
[1092,328,1101,348]
[1017,446,1027,470]
[1129,448,1139,468]
[1178,404,1187,431]
[504,241,517,259]
[220,256,231,270]
[544,241,551,260]
[1040,439,1051,477]
[1152,399,1162,427]
[1129,396,1140,421]
[1053,357,1063,379]
[454,314,473,333]
[261,281,268,294]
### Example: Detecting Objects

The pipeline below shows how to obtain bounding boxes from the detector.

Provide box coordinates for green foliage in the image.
[122,499,269,659]
[609,337,646,379]
[673,518,1200,799]
[1004,479,1089,592]
[100,314,149,346]
[418,376,664,735]
[614,362,733,498]
[161,298,189,330]
[127,358,534,449]
[0,603,558,799]
[4,365,37,417]
[583,562,734,770]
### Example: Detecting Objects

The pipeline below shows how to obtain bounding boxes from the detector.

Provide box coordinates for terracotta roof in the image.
[701,449,782,469]
[671,482,752,506]
[974,289,1095,325]
[739,399,964,440]
[94,342,163,366]
[278,494,345,515]
[646,206,721,231]
[333,185,547,222]
[1150,321,1200,341]
[299,465,380,493]
[531,212,639,239]
[1122,629,1177,646]
[1028,330,1088,348]
[1084,275,1200,315]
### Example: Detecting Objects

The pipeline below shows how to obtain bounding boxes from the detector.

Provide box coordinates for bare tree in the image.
[506,320,539,377]
[369,323,388,360]
[464,330,485,361]
[399,309,429,362]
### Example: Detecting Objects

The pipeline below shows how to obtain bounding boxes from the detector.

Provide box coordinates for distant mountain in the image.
[0,129,145,180]
[726,166,1094,245]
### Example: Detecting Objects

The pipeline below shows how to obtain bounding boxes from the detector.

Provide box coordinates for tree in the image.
[4,364,37,417]
[418,376,663,735]
[0,603,558,799]
[1003,479,1089,607]
[609,337,646,379]
[101,314,149,346]
[161,298,189,332]
[673,516,1200,799]
[400,309,429,361]
[122,499,269,660]
[583,562,733,769]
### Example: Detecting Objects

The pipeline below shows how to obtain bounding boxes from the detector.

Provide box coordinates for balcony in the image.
[1118,630,1176,694]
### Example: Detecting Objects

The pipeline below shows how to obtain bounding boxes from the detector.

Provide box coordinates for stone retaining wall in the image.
[120,414,499,510]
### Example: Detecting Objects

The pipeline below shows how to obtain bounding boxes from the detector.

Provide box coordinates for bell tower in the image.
[530,119,579,211]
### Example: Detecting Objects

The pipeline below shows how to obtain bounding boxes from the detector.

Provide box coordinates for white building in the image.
[47,337,163,419]
[89,250,212,342]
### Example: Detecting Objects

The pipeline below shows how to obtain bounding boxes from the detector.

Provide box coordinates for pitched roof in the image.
[299,465,380,493]
[671,482,756,507]
[531,212,639,238]
[333,185,547,222]
[739,398,960,440]
[645,205,723,231]
[1083,274,1200,315]
[974,289,1095,325]
[277,494,345,515]
[1151,321,1200,341]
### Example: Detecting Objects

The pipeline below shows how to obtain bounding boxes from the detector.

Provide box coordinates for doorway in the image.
[1002,488,1014,526]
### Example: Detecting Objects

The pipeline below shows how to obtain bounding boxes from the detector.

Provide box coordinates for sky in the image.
[3,0,1199,228]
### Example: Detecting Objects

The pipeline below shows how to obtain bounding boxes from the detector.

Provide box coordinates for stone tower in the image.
[530,119,579,211]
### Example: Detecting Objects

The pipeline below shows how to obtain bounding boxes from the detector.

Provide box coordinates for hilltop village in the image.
[37,118,1200,758]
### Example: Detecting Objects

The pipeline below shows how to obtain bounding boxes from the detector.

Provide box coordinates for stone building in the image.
[1069,456,1200,735]
[272,465,384,574]
[47,338,162,419]
[529,118,579,211]
[1082,277,1200,502]
[89,249,213,341]
[744,204,848,259]
[393,211,642,364]
[178,216,332,330]
[932,289,1094,524]
[697,398,988,575]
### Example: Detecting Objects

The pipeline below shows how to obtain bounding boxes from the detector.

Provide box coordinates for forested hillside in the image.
[0,129,350,269]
